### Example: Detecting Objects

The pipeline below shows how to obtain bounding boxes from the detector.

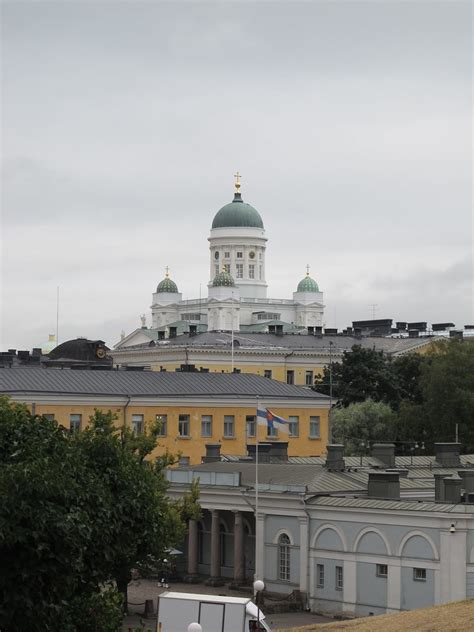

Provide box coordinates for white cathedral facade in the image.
[118,176,324,347]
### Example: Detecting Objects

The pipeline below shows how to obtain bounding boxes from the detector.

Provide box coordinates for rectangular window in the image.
[236,263,243,278]
[236,251,243,258]
[224,263,230,273]
[178,456,190,467]
[178,414,190,437]
[286,370,295,385]
[43,413,55,421]
[264,369,272,379]
[413,568,427,582]
[335,565,343,590]
[309,416,320,438]
[156,414,167,437]
[317,564,325,588]
[305,370,313,386]
[249,264,255,279]
[289,416,299,437]
[376,564,388,578]
[224,251,230,258]
[201,415,212,437]
[224,415,235,437]
[132,414,144,436]
[259,265,263,279]
[246,415,256,437]
[267,423,278,438]
[69,414,82,433]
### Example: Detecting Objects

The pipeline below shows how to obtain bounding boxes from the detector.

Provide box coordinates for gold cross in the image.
[234,171,241,193]
[165,266,169,277]
[306,264,310,276]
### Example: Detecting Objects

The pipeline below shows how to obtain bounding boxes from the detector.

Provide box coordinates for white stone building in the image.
[119,176,324,347]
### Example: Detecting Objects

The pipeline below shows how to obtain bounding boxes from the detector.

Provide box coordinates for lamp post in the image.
[253,579,265,629]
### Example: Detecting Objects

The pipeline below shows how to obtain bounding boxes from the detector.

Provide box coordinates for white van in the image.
[157,591,272,632]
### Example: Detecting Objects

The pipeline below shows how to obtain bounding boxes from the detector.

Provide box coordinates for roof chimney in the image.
[435,443,461,467]
[458,469,474,493]
[434,473,447,502]
[325,444,345,471]
[247,443,272,463]
[368,471,400,500]
[202,443,221,463]
[443,475,462,504]
[371,443,396,468]
[268,441,289,462]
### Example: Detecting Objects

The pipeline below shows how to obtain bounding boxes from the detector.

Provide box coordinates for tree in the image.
[331,399,396,455]
[0,399,195,631]
[313,345,399,407]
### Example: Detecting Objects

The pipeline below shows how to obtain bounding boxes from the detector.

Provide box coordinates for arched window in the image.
[278,533,291,581]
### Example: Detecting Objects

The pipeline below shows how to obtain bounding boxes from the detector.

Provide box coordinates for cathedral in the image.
[119,175,324,347]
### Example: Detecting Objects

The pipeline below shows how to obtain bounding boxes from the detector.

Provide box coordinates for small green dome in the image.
[213,270,236,287]
[297,275,319,292]
[157,276,178,293]
[212,193,264,229]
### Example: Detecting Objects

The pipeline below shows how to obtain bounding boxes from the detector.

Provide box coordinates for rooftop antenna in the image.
[56,286,60,346]
[369,303,378,320]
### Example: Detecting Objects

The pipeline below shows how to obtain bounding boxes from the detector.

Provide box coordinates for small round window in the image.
[249,251,255,259]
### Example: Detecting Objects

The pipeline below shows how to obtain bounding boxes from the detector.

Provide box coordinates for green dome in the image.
[297,275,319,292]
[157,276,178,293]
[213,270,236,287]
[212,193,264,229]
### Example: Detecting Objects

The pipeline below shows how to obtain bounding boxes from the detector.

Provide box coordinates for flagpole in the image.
[255,395,259,581]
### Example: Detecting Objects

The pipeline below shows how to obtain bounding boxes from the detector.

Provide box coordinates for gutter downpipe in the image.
[123,395,131,430]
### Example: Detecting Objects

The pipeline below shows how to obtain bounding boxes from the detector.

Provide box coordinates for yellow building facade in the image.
[2,369,330,465]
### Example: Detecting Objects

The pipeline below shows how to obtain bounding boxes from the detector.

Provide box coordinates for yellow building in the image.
[111,330,440,387]
[0,367,330,465]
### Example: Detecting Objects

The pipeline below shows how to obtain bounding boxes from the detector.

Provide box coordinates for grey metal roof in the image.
[0,367,325,399]
[114,331,440,356]
[308,495,473,513]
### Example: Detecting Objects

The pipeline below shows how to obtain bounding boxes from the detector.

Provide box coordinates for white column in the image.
[387,562,401,612]
[439,528,467,603]
[343,559,357,613]
[299,516,309,593]
[255,513,265,581]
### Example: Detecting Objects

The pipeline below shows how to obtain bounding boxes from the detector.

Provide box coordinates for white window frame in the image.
[132,414,144,436]
[236,251,243,259]
[236,263,244,279]
[278,533,291,581]
[201,415,212,437]
[335,565,343,590]
[309,416,320,438]
[305,370,313,386]
[376,564,388,578]
[317,563,325,588]
[246,415,256,437]
[289,416,299,437]
[178,414,190,437]
[223,415,234,438]
[224,251,230,258]
[249,264,255,279]
[69,413,82,433]
[156,414,167,436]
[413,567,427,582]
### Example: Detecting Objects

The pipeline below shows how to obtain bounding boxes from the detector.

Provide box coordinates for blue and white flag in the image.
[257,408,290,434]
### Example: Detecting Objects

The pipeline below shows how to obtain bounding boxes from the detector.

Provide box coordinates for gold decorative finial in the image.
[306,264,310,276]
[234,171,241,194]
[165,266,170,277]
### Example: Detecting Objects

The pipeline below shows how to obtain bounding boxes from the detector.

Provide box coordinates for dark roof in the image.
[48,338,109,361]
[0,367,327,399]
[114,331,439,356]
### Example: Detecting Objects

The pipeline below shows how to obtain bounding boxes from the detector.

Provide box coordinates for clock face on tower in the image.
[249,251,255,259]
[214,251,219,259]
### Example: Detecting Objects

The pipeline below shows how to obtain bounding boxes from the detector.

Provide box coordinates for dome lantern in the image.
[157,266,179,293]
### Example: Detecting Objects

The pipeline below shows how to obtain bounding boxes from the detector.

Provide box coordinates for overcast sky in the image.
[1,0,472,351]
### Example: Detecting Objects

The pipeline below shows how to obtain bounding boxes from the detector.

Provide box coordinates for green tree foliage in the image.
[0,399,197,632]
[313,345,398,407]
[331,399,396,455]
